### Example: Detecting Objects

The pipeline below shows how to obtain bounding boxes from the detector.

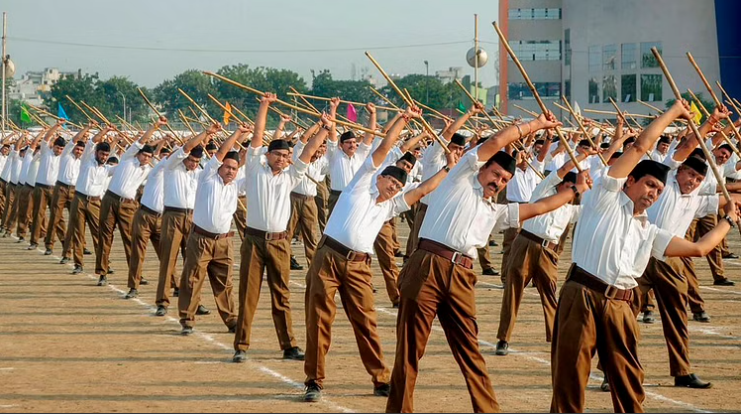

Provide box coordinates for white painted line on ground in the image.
[700,286,741,296]
[0,368,14,372]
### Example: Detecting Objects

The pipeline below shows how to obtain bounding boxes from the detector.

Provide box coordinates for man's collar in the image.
[619,190,648,225]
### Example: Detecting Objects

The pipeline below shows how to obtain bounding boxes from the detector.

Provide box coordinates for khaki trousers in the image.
[477,236,494,272]
[127,208,163,290]
[407,203,428,258]
[304,242,390,388]
[401,203,417,258]
[233,196,247,242]
[0,181,6,225]
[636,257,692,377]
[550,270,645,413]
[373,221,401,306]
[45,183,74,250]
[15,185,34,238]
[177,231,237,329]
[500,226,520,279]
[234,233,297,352]
[1,182,17,230]
[288,192,319,266]
[30,185,54,245]
[387,249,499,413]
[497,234,559,343]
[683,216,725,313]
[328,189,341,219]
[389,216,401,253]
[315,179,330,234]
[68,193,101,268]
[96,192,138,275]
[155,210,193,307]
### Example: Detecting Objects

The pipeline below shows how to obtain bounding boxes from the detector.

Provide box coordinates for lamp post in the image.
[424,60,429,105]
[117,91,127,125]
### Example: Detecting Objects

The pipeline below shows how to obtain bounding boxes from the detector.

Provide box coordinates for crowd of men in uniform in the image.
[0,92,739,413]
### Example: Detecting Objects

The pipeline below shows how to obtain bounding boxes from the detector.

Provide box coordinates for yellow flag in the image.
[690,101,703,125]
[223,102,232,126]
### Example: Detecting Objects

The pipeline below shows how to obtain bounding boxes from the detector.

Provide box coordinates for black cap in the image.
[578,139,591,147]
[398,151,417,167]
[268,139,291,152]
[190,145,204,159]
[160,147,172,155]
[563,171,577,184]
[451,133,467,147]
[690,148,706,160]
[139,145,155,155]
[682,155,708,176]
[659,136,670,145]
[107,156,119,164]
[205,142,218,151]
[96,142,111,153]
[75,141,85,148]
[223,151,240,163]
[629,160,670,185]
[339,131,357,143]
[486,151,517,175]
[380,165,408,186]
[534,139,545,146]
[718,144,733,154]
[53,137,66,147]
[600,142,611,149]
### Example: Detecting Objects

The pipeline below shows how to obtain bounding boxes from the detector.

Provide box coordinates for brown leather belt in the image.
[36,183,53,190]
[568,265,633,302]
[56,181,74,189]
[140,205,162,217]
[245,226,288,241]
[418,238,474,269]
[24,184,34,189]
[194,225,233,240]
[290,191,313,200]
[164,206,193,214]
[105,190,137,204]
[519,229,558,251]
[75,191,101,202]
[322,236,370,262]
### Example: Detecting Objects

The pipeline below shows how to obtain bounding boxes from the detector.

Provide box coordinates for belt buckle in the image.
[541,239,550,248]
[265,232,274,241]
[451,251,460,264]
[346,250,357,261]
[604,285,620,300]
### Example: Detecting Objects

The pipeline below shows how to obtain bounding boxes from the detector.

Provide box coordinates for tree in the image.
[666,92,714,123]
[97,76,150,124]
[310,70,374,108]
[153,70,217,122]
[45,73,102,125]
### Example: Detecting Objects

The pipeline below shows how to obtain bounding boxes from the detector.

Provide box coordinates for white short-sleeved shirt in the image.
[163,147,201,209]
[57,141,82,186]
[506,159,544,203]
[76,140,114,198]
[139,158,167,213]
[521,171,582,243]
[193,156,241,234]
[36,143,62,186]
[419,137,448,205]
[292,141,329,197]
[326,140,372,191]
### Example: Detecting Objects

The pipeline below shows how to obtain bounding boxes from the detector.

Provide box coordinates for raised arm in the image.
[42,119,66,147]
[299,122,321,144]
[537,130,554,163]
[477,112,561,163]
[139,116,168,146]
[28,127,49,152]
[298,114,332,165]
[399,131,428,154]
[442,102,483,141]
[665,202,736,257]
[371,106,420,167]
[216,124,250,162]
[273,115,290,140]
[252,93,277,149]
[671,106,730,163]
[519,170,592,221]
[404,147,460,206]
[362,103,377,146]
[183,123,218,153]
[327,98,340,143]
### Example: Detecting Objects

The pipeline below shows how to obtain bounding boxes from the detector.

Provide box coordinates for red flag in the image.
[347,103,358,123]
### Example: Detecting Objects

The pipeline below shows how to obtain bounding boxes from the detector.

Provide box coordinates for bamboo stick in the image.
[65,95,95,123]
[287,92,401,113]
[561,96,607,166]
[687,53,741,142]
[687,88,739,158]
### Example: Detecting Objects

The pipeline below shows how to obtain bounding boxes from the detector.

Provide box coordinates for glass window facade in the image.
[509,8,562,20]
[621,74,636,103]
[641,74,663,102]
[603,44,617,71]
[622,43,637,70]
[508,82,561,100]
[603,75,617,102]
[510,40,562,61]
[641,42,662,68]
[589,46,601,72]
[589,78,600,104]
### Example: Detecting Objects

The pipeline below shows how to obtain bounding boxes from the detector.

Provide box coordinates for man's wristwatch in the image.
[442,165,451,173]
[723,215,736,228]
[569,185,580,197]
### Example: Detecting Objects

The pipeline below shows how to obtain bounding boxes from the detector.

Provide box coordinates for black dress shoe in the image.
[83,248,92,255]
[495,340,509,356]
[107,268,115,275]
[722,252,739,260]
[60,257,71,265]
[303,382,322,402]
[71,265,83,275]
[140,278,149,286]
[489,239,499,247]
[27,243,38,250]
[196,305,211,315]
[44,248,53,256]
[16,237,25,243]
[155,305,167,317]
[392,302,399,309]
[394,250,404,258]
[713,278,736,286]
[228,324,237,333]
[283,347,305,361]
[693,311,711,323]
[482,268,500,276]
[173,287,180,297]
[97,276,108,286]
[125,289,138,299]
[642,311,656,324]
[675,373,712,389]
[374,383,391,397]
[233,350,247,363]
[181,326,194,336]
[600,376,610,392]
[290,256,304,270]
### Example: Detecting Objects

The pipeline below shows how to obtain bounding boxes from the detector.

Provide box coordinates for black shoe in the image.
[290,256,304,271]
[155,306,167,317]
[693,311,711,323]
[392,302,399,309]
[16,237,25,243]
[140,278,149,286]
[600,376,610,392]
[125,289,138,299]
[228,324,237,333]
[44,248,53,255]
[173,287,180,297]
[495,340,509,356]
[233,350,247,363]
[482,268,500,276]
[181,326,194,336]
[374,383,391,397]
[107,268,115,275]
[27,243,38,250]
[675,373,712,389]
[489,239,499,247]
[713,278,735,286]
[60,257,71,265]
[722,253,739,260]
[71,265,83,275]
[642,311,656,324]
[84,248,92,255]
[196,305,211,315]
[394,250,404,258]
[283,347,305,361]
[97,276,108,286]
[303,382,322,402]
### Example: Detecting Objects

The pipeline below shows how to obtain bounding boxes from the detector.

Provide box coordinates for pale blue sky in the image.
[5,0,499,88]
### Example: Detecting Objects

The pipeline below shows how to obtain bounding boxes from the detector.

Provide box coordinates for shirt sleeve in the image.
[121,141,143,162]
[288,158,309,188]
[388,193,412,220]
[663,153,684,170]
[245,145,266,173]
[164,147,188,170]
[201,155,222,182]
[530,170,563,202]
[695,195,720,219]
[345,156,380,195]
[356,142,373,159]
[446,147,484,185]
[293,141,306,162]
[492,203,521,233]
[651,227,675,262]
[570,205,583,224]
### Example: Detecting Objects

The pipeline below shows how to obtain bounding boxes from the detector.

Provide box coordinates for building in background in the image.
[9,68,75,106]
[499,0,741,121]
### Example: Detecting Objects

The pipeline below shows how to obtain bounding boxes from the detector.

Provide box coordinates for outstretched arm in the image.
[519,170,592,221]
[362,103,377,146]
[371,106,420,168]
[442,102,483,141]
[298,114,332,165]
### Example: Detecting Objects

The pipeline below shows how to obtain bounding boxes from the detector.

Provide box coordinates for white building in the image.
[8,68,75,106]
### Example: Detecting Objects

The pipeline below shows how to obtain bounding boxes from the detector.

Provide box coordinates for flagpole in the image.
[1,12,7,136]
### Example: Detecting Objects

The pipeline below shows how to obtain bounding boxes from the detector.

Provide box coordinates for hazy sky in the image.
[4,0,500,88]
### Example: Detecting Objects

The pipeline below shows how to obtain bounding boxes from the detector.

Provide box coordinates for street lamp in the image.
[117,91,126,125]
[424,60,429,105]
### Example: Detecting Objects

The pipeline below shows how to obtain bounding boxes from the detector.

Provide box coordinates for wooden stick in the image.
[687,89,739,158]
[656,48,733,207]
[492,21,581,172]
[65,95,95,123]
[177,88,245,149]
[207,94,247,126]
[717,81,741,137]
[363,53,448,153]
[178,109,198,137]
[561,96,607,166]
[687,53,741,142]
[583,107,654,120]
[638,100,663,114]
[27,103,84,129]
[286,92,400,113]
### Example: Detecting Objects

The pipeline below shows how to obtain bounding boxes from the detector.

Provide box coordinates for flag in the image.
[457,101,467,113]
[689,101,703,125]
[347,103,358,123]
[58,103,69,120]
[20,104,32,124]
[223,102,232,126]
[573,101,582,117]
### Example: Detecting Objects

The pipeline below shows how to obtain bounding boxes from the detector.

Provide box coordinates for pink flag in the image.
[347,103,358,123]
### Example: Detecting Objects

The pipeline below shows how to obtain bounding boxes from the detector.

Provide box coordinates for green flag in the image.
[20,104,32,124]
[457,101,467,113]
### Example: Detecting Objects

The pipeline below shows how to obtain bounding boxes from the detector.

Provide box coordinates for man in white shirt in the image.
[177,127,251,336]
[29,121,67,250]
[95,120,163,286]
[652,135,671,163]
[16,136,43,242]
[1,134,27,235]
[550,100,736,413]
[0,143,11,222]
[232,94,326,363]
[387,112,582,413]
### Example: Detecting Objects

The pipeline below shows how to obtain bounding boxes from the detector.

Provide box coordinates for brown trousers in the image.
[30,185,54,245]
[127,208,163,290]
[96,192,138,275]
[373,221,401,306]
[387,249,499,413]
[550,272,645,413]
[407,203,428,258]
[177,231,237,329]
[328,189,341,219]
[315,180,330,234]
[304,241,390,388]
[636,257,692,377]
[233,196,247,242]
[68,193,101,267]
[0,181,6,224]
[45,183,74,250]
[497,235,559,343]
[389,216,401,253]
[234,233,297,352]
[155,210,193,307]
[401,203,417,258]
[500,226,520,279]
[288,192,319,266]
[477,237,494,272]
[1,183,17,230]
[15,185,34,238]
[683,215,725,313]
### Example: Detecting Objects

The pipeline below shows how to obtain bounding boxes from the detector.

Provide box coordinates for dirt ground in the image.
[0,217,739,413]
